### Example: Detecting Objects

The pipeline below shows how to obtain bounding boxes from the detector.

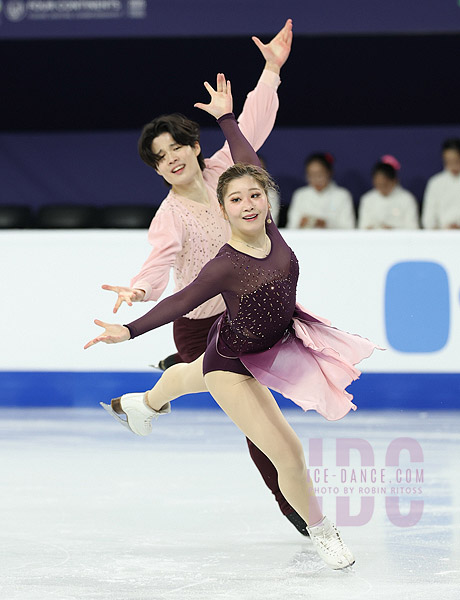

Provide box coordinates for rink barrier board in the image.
[3,231,460,375]
[0,371,459,410]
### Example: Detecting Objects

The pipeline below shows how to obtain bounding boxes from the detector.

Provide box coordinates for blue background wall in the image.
[2,125,459,217]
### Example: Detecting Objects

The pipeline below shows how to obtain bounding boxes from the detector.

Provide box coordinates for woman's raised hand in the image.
[84,319,131,349]
[101,284,145,314]
[194,73,233,120]
[252,18,293,72]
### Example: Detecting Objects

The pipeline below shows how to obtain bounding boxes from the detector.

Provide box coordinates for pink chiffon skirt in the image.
[239,303,381,421]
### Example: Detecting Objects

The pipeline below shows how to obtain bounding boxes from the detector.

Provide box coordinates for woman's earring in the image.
[266,205,272,224]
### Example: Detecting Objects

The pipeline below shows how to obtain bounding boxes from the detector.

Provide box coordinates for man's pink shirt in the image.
[130,69,280,320]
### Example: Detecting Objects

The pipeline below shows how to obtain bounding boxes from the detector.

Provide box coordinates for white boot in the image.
[100,393,170,436]
[307,517,355,570]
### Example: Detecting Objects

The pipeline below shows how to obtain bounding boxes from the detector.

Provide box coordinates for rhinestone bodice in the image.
[216,239,299,356]
[125,217,300,353]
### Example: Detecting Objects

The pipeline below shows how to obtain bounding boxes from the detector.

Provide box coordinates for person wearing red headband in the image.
[358,155,419,229]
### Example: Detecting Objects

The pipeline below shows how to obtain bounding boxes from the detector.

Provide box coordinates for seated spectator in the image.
[358,155,419,229]
[422,138,460,229]
[259,156,280,225]
[286,153,355,229]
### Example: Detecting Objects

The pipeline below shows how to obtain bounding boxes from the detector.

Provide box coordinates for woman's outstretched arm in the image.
[84,254,231,349]
[217,113,261,168]
[195,74,261,167]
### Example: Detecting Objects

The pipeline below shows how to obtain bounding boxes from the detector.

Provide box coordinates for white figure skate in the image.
[307,517,355,570]
[100,393,170,436]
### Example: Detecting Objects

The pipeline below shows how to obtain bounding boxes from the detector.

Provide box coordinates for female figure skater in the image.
[85,75,379,570]
[101,21,306,535]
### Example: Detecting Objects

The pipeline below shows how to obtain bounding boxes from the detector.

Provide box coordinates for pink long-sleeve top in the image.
[130,69,280,320]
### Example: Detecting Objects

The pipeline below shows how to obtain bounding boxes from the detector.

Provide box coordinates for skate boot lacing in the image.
[314,522,345,556]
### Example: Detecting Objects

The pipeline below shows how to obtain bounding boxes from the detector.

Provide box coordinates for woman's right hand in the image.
[84,320,131,349]
[101,284,146,314]
[194,73,233,120]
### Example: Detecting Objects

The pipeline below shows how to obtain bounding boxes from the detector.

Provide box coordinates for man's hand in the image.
[102,284,146,314]
[252,18,293,75]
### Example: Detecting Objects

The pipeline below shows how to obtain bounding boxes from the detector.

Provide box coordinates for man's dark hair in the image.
[138,113,206,171]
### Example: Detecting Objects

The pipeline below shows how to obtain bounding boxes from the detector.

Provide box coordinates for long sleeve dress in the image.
[126,114,379,421]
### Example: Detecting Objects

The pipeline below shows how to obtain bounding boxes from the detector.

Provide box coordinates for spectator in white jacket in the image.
[422,138,460,229]
[358,155,419,229]
[286,152,355,229]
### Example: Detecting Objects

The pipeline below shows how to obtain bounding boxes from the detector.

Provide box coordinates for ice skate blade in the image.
[100,401,130,431]
[334,560,355,571]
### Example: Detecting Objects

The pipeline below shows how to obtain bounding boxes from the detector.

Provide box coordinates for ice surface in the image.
[0,408,459,599]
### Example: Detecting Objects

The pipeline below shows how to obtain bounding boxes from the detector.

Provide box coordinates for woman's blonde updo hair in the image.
[216,163,278,207]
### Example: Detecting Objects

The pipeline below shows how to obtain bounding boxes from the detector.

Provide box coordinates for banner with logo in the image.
[1,0,460,39]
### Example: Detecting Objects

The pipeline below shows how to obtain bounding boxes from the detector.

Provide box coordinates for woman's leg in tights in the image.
[168,318,296,518]
[144,358,319,526]
[145,354,208,411]
[204,371,323,527]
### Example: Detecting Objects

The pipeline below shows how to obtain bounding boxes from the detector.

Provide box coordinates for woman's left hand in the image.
[84,319,131,349]
[194,73,233,120]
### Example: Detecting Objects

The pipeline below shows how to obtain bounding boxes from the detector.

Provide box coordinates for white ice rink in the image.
[1,408,459,600]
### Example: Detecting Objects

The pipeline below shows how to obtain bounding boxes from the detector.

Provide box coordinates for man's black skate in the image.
[285,511,310,536]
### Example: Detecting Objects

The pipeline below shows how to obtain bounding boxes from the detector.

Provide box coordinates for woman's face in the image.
[373,172,397,197]
[151,132,201,187]
[222,175,269,236]
[442,149,460,176]
[306,161,331,192]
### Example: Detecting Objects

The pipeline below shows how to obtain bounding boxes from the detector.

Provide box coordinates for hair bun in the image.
[381,154,401,171]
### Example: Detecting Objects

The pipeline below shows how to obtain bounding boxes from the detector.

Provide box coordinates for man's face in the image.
[152,132,201,186]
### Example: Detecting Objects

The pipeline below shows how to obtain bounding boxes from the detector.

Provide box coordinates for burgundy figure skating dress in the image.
[126,114,379,421]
